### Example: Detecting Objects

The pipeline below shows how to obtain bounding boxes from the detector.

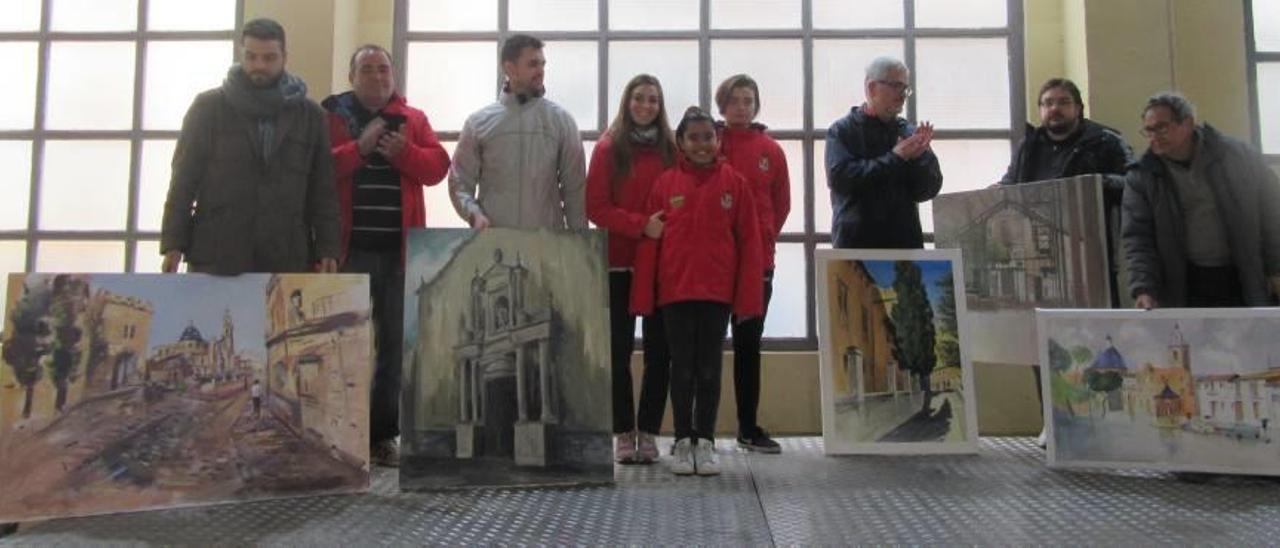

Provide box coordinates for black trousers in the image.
[343,247,404,445]
[1186,263,1245,307]
[609,271,672,434]
[664,300,731,441]
[730,270,773,437]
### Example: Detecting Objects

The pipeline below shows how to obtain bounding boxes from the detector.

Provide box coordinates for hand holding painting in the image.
[161,250,182,273]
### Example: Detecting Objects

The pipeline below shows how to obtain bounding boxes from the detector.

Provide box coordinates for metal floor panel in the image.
[6,437,1280,545]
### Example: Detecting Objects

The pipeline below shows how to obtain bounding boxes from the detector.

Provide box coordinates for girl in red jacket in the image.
[715,74,791,454]
[586,74,676,465]
[631,107,764,476]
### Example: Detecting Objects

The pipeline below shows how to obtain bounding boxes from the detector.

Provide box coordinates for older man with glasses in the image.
[825,56,942,249]
[1122,92,1280,311]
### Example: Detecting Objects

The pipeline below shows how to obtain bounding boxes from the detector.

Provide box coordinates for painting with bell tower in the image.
[401,228,612,489]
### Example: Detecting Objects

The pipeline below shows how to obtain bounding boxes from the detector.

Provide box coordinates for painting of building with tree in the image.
[401,228,612,490]
[933,175,1112,370]
[1039,309,1280,476]
[0,273,372,521]
[816,249,978,454]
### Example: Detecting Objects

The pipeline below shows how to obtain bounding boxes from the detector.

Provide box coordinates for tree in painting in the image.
[46,275,88,412]
[888,260,937,411]
[3,280,53,418]
[933,271,960,369]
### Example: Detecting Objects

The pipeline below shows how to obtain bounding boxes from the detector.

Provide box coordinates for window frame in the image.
[394,0,1026,350]
[1246,0,1280,163]
[0,0,244,273]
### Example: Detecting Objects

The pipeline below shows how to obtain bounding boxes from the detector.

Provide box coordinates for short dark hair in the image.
[349,44,392,76]
[675,106,715,141]
[501,34,544,64]
[241,18,287,53]
[1143,92,1197,122]
[1038,78,1084,114]
[714,74,761,117]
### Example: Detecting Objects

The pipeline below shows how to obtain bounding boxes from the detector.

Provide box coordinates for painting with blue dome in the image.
[0,273,373,521]
[1039,308,1280,475]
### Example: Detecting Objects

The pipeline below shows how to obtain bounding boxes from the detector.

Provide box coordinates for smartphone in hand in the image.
[381,113,406,133]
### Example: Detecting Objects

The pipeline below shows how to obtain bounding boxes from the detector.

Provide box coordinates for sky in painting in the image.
[1045,315,1280,375]
[87,274,268,361]
[861,259,955,308]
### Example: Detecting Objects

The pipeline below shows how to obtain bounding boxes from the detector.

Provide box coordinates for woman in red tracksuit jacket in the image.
[715,74,791,454]
[631,106,764,477]
[586,74,676,466]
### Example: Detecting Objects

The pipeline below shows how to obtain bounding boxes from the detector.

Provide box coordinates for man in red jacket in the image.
[323,44,450,467]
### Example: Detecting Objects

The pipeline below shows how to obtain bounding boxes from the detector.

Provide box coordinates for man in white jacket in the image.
[449,34,587,230]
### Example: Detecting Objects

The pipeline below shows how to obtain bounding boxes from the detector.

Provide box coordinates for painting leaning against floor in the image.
[0,273,372,521]
[1040,309,1280,476]
[817,249,978,454]
[401,228,612,490]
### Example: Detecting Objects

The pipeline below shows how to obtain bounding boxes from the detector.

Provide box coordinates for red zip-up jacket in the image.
[585,135,671,269]
[629,157,765,318]
[324,92,450,266]
[719,123,790,271]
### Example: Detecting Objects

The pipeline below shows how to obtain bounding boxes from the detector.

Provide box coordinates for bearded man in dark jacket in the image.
[1000,78,1133,193]
[1000,78,1134,309]
[160,18,340,275]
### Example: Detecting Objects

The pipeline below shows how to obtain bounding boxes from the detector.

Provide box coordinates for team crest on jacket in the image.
[670,195,685,208]
[720,193,733,209]
[758,156,770,172]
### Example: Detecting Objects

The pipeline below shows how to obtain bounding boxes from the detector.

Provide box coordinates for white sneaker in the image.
[1037,428,1048,449]
[670,438,695,475]
[694,438,720,476]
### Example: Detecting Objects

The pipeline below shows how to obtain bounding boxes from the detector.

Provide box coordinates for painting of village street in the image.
[1040,309,1280,475]
[401,228,612,489]
[0,273,372,521]
[816,249,978,454]
[933,175,1111,369]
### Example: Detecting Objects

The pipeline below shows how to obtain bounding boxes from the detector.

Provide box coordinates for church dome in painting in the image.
[1088,336,1127,372]
[179,323,205,343]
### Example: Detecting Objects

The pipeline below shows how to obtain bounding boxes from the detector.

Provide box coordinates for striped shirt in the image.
[350,104,403,250]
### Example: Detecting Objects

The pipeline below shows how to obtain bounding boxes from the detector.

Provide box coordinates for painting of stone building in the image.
[0,273,371,521]
[1039,309,1280,476]
[816,249,978,454]
[933,175,1112,371]
[402,228,611,489]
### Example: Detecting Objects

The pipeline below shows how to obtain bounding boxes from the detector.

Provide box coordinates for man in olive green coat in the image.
[161,18,340,274]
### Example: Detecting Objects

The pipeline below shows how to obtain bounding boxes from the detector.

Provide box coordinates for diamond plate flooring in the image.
[5,437,1280,545]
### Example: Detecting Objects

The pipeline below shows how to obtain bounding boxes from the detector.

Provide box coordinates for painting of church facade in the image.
[401,228,612,489]
[1039,308,1280,476]
[933,175,1112,370]
[815,249,978,454]
[0,273,372,521]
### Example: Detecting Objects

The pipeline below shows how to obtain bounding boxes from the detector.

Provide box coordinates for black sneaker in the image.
[1,522,17,538]
[737,428,782,454]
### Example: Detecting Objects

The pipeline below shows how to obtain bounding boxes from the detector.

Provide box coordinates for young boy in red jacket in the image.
[631,107,764,477]
[716,74,790,454]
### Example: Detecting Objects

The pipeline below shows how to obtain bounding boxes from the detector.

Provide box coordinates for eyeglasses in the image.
[1140,121,1176,138]
[875,79,913,97]
[1038,98,1075,109]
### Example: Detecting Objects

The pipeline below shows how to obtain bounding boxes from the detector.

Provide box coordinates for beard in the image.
[1044,116,1079,139]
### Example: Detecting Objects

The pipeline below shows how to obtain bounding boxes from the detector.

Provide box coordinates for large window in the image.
[397,0,1024,348]
[0,0,240,315]
[1248,0,1280,160]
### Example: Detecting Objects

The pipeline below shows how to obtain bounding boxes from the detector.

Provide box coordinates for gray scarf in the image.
[629,126,659,146]
[221,65,308,162]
